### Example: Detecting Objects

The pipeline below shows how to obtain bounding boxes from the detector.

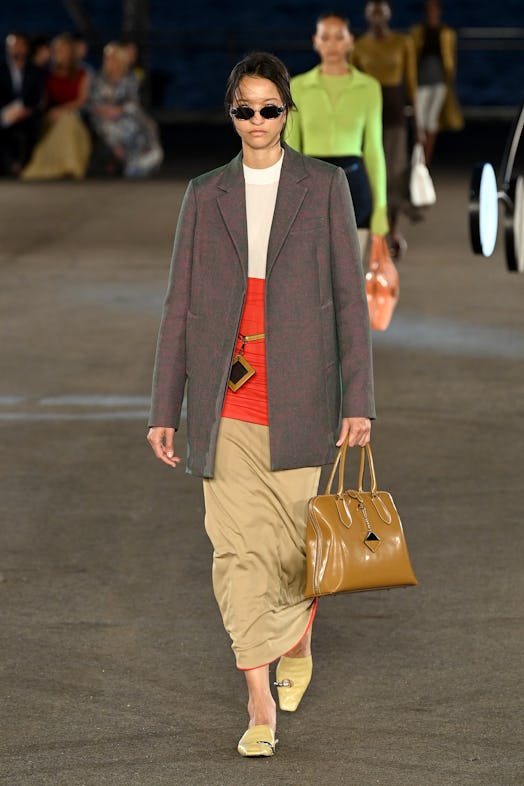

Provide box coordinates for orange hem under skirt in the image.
[238,598,318,671]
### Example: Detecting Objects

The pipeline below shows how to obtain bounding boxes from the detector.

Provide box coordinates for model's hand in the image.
[336,417,371,447]
[147,426,181,467]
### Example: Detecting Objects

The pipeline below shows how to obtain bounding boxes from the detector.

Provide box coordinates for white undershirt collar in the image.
[243,149,284,185]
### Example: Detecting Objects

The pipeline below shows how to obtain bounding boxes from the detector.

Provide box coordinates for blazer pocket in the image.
[289,218,327,236]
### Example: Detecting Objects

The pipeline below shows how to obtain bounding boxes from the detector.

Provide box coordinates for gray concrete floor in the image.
[0,164,523,786]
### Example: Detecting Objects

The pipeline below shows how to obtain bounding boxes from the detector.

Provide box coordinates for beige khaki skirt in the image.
[203,418,321,670]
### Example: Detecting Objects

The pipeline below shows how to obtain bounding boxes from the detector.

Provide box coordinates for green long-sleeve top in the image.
[285,65,388,236]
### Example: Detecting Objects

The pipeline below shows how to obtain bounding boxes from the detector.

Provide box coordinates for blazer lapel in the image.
[216,152,248,280]
[215,145,309,280]
[266,145,309,278]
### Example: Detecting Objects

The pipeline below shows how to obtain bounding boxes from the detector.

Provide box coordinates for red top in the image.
[222,277,269,426]
[46,69,85,107]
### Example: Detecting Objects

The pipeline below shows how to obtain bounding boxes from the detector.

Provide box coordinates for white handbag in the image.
[409,143,436,207]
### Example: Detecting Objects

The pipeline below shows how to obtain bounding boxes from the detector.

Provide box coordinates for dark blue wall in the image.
[2,1,524,109]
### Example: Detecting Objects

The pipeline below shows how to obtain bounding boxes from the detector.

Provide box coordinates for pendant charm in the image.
[228,354,256,392]
[364,531,381,552]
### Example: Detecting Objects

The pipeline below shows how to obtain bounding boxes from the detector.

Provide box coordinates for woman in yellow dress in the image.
[21,33,91,180]
[352,1,420,258]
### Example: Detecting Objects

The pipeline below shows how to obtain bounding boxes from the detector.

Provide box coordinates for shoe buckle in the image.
[273,679,294,688]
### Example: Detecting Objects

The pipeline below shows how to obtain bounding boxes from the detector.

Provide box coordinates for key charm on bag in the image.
[357,497,381,552]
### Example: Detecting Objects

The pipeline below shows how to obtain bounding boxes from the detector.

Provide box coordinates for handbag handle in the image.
[411,142,426,166]
[369,235,392,268]
[325,437,349,496]
[325,439,378,496]
[358,444,378,493]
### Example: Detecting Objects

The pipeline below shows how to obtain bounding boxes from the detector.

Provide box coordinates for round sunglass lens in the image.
[232,106,254,120]
[260,106,280,119]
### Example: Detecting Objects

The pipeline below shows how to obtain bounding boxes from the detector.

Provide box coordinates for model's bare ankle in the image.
[283,631,312,658]
[244,663,276,730]
[247,697,276,731]
[284,642,310,657]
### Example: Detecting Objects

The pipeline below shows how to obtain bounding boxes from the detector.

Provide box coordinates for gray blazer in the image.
[150,143,375,477]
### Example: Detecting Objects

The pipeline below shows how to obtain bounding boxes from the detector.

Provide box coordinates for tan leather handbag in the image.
[305,440,418,597]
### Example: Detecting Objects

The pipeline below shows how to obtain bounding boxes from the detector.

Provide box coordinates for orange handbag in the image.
[305,440,418,597]
[365,235,399,330]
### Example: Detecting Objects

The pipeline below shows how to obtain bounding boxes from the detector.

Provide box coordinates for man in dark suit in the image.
[0,33,44,175]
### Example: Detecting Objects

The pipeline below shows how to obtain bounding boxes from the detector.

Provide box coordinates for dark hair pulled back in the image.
[224,51,296,114]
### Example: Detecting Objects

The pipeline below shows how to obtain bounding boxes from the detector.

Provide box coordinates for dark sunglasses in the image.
[230,104,286,121]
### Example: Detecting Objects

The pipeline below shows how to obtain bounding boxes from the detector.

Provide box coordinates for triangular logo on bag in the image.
[364,531,381,552]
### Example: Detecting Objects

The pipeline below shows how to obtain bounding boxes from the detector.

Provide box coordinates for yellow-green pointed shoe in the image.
[237,724,277,757]
[274,655,313,712]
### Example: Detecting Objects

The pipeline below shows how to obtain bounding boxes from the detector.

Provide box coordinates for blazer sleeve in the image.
[149,180,196,428]
[329,167,376,419]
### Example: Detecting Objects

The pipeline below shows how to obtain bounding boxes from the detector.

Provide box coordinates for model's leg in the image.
[388,207,407,260]
[424,84,447,167]
[244,665,276,730]
[424,131,438,166]
[283,624,312,657]
[276,625,313,711]
[383,125,408,260]
[237,665,277,756]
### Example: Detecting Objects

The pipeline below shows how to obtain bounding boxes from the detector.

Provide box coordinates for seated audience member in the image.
[89,42,162,177]
[0,32,44,175]
[72,32,95,89]
[30,35,51,73]
[121,39,145,88]
[21,33,91,180]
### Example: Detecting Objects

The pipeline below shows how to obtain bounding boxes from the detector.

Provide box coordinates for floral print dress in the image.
[89,72,163,177]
